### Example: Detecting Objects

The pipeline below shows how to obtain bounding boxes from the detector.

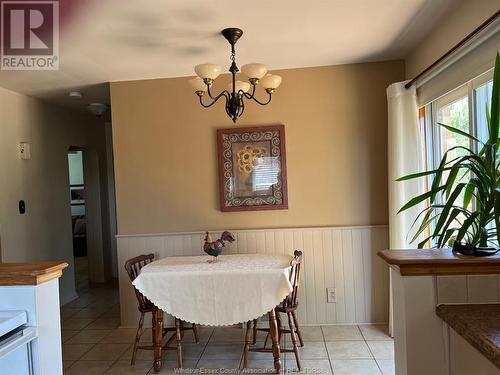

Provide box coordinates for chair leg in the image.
[151,311,156,351]
[243,321,252,368]
[131,312,144,365]
[287,312,301,371]
[175,318,183,368]
[192,323,200,343]
[252,319,258,344]
[291,310,304,347]
[276,313,283,344]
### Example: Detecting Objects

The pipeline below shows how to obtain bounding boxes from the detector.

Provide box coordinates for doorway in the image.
[67,149,88,292]
[67,147,107,294]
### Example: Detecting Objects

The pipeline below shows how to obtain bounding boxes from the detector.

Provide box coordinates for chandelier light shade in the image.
[190,27,282,123]
[194,64,221,83]
[260,74,282,93]
[230,80,251,93]
[188,77,208,94]
[241,63,268,81]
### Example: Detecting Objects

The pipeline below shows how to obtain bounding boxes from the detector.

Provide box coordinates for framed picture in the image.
[70,185,85,205]
[216,124,288,212]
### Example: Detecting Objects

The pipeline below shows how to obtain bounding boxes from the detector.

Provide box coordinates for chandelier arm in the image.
[207,84,219,100]
[199,90,229,108]
[250,92,272,106]
[242,84,257,100]
[237,89,250,98]
[239,96,245,118]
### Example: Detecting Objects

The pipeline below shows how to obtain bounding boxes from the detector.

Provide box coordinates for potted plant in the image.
[398,53,500,253]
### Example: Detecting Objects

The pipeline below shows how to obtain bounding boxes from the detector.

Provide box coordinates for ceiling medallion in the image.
[189,28,282,123]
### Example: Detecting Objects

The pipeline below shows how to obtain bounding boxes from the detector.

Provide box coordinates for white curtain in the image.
[387,82,423,248]
[386,81,423,335]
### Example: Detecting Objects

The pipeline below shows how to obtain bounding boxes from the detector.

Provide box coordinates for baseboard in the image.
[60,291,79,306]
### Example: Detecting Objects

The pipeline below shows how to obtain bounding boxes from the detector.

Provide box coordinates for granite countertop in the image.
[436,304,500,369]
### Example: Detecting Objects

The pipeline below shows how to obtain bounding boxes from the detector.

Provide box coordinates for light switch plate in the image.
[327,287,336,303]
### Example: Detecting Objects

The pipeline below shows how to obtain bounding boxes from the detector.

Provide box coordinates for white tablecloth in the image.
[132,253,293,326]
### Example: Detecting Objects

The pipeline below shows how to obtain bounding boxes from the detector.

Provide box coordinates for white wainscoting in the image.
[117,225,389,328]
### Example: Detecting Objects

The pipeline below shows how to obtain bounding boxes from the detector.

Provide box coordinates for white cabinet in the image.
[447,327,500,375]
[0,262,67,375]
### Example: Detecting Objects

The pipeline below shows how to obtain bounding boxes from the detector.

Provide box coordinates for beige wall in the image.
[111,60,405,235]
[0,87,110,302]
[405,0,499,78]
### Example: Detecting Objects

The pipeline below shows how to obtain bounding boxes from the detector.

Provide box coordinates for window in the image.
[474,79,493,144]
[419,69,494,246]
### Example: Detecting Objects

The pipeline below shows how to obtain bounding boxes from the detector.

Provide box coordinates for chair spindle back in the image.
[124,254,155,311]
[287,250,303,308]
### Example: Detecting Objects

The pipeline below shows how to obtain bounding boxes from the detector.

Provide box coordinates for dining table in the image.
[132,253,294,373]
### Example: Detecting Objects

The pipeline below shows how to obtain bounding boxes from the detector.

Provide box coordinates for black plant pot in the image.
[453,241,499,257]
[452,241,475,255]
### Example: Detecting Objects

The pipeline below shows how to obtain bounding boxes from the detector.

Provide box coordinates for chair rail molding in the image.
[117,225,389,327]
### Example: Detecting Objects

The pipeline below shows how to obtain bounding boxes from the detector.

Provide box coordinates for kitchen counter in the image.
[437,304,500,369]
[378,249,500,275]
[0,261,68,285]
[378,248,500,375]
[0,261,68,374]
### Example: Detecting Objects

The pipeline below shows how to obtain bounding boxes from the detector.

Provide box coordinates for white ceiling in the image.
[0,0,458,112]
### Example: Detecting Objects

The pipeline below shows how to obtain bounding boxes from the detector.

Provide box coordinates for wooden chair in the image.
[243,250,304,370]
[125,254,199,367]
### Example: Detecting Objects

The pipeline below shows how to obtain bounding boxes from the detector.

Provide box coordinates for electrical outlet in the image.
[327,287,336,303]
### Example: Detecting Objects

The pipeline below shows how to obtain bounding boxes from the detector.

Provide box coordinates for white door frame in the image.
[82,148,106,283]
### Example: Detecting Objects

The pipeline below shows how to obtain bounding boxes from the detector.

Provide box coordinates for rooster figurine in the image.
[203,231,236,262]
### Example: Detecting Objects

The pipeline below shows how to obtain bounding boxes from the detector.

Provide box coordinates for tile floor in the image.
[61,283,394,374]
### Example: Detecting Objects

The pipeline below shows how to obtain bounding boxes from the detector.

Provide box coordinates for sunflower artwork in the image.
[235,144,269,193]
[216,125,288,212]
[237,145,267,174]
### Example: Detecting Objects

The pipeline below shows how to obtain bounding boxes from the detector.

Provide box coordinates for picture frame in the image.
[70,185,85,205]
[216,124,288,212]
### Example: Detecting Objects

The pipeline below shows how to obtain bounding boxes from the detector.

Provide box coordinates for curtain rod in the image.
[405,9,500,89]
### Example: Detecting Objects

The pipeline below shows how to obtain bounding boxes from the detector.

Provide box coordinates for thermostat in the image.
[19,142,31,160]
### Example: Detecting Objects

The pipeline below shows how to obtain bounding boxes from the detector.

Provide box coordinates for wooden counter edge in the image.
[0,261,69,286]
[378,249,500,276]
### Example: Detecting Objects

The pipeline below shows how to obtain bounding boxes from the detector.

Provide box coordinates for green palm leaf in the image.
[433,183,466,237]
[396,168,452,181]
[398,186,445,214]
[438,123,482,144]
[456,212,480,243]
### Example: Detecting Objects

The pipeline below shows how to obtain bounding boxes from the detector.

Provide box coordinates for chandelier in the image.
[189,28,282,123]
